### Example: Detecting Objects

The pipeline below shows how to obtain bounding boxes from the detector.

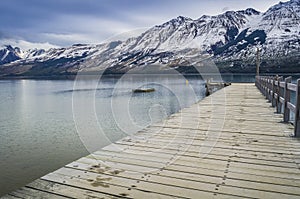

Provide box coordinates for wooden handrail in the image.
[287,83,297,92]
[279,82,285,88]
[255,75,300,137]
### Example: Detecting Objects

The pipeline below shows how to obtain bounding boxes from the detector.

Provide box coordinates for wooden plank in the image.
[42,170,182,199]
[100,142,300,167]
[288,83,297,92]
[115,137,300,160]
[109,139,300,163]
[132,128,299,146]
[280,82,285,88]
[93,150,300,182]
[66,159,300,197]
[42,167,231,199]
[130,130,300,148]
[69,157,297,199]
[8,187,71,199]
[0,195,22,199]
[26,179,115,199]
[294,80,300,137]
[70,157,300,189]
[288,102,296,113]
[152,123,292,136]
[85,151,300,179]
[218,185,300,199]
[279,97,285,104]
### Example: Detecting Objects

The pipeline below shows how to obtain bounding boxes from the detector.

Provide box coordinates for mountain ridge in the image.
[0,0,299,77]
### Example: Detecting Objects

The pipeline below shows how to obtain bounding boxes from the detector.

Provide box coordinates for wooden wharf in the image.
[3,79,300,199]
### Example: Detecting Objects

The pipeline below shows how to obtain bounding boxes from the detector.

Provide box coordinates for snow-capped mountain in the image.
[0,0,299,77]
[214,0,300,72]
[0,45,48,64]
[0,45,23,65]
[23,48,46,59]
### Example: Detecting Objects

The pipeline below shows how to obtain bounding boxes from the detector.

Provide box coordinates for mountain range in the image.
[0,0,299,77]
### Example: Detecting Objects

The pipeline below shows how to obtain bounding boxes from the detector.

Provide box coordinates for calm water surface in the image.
[0,75,207,195]
[0,73,297,195]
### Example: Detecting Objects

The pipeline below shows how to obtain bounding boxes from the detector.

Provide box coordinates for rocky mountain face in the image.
[0,0,299,77]
[0,45,23,65]
[215,0,300,72]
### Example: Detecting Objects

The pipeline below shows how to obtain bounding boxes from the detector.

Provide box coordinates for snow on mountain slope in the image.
[215,0,300,69]
[77,8,263,72]
[0,0,299,76]
[0,45,49,64]
[110,9,261,54]
[0,45,23,65]
[258,0,300,56]
[23,49,46,59]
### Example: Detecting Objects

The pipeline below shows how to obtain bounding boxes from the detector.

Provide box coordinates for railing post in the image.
[283,77,292,122]
[258,77,262,93]
[271,77,276,107]
[266,77,269,100]
[294,79,300,137]
[264,77,267,97]
[261,77,264,94]
[276,77,283,113]
[255,76,257,87]
[265,78,268,97]
[256,76,260,91]
[259,77,262,92]
[276,78,279,112]
[267,78,271,101]
[259,76,262,92]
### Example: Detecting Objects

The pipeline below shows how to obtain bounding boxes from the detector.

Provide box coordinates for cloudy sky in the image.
[0,0,286,50]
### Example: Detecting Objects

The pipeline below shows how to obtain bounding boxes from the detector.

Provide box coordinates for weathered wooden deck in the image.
[3,83,300,199]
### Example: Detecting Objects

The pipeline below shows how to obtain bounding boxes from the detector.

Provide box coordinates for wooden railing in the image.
[255,76,300,137]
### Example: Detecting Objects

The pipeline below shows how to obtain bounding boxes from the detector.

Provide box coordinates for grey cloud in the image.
[0,0,283,47]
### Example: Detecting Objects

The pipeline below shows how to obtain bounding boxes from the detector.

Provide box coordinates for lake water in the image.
[0,74,207,195]
[0,73,297,196]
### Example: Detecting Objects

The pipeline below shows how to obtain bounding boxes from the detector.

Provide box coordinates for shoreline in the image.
[1,72,300,81]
